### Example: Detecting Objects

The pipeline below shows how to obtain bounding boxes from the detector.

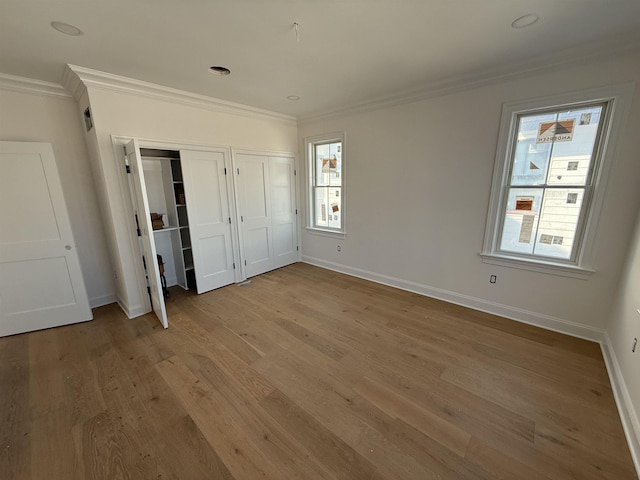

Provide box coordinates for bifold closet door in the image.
[125,139,168,328]
[235,154,272,277]
[181,149,236,294]
[269,156,298,269]
[235,153,297,278]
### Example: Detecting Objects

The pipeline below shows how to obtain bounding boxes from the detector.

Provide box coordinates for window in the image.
[482,85,633,276]
[306,133,345,234]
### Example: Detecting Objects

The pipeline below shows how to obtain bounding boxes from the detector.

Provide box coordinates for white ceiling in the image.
[2,0,640,118]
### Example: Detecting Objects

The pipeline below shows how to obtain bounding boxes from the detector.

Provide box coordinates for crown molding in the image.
[0,73,71,99]
[299,30,640,125]
[61,65,87,100]
[63,64,297,127]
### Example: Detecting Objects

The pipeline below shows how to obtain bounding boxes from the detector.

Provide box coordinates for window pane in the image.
[547,106,603,186]
[314,187,329,227]
[511,105,604,187]
[315,144,330,186]
[533,188,585,259]
[499,188,543,255]
[313,187,342,229]
[510,113,555,186]
[328,188,341,229]
[315,141,341,187]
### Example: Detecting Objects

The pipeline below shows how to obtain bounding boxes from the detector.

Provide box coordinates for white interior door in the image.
[269,156,298,269]
[0,142,92,337]
[124,140,168,328]
[181,149,236,294]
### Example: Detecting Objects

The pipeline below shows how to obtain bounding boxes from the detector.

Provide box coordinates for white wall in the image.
[608,207,640,471]
[0,87,116,307]
[299,51,640,336]
[74,79,298,317]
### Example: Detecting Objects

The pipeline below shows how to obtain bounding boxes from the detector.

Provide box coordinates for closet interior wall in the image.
[139,148,195,291]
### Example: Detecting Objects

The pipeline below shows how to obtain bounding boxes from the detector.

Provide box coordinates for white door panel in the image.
[125,139,168,328]
[0,142,92,337]
[269,156,298,267]
[235,154,274,277]
[181,149,236,293]
[235,153,298,279]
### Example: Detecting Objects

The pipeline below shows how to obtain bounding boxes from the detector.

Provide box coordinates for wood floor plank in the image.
[259,388,379,480]
[158,414,236,480]
[155,353,331,480]
[1,263,636,480]
[353,375,472,456]
[0,334,31,480]
[342,351,537,445]
[464,436,553,480]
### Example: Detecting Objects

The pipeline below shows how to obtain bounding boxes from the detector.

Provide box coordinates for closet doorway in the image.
[124,140,298,328]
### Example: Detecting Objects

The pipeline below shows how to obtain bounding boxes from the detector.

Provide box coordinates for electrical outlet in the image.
[490,275,497,284]
[337,245,342,253]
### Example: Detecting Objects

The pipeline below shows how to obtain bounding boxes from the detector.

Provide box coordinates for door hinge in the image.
[228,217,231,224]
[244,260,247,266]
[233,262,236,269]
[224,167,227,175]
[296,246,299,251]
[125,165,131,174]
[295,209,298,214]
[237,168,240,175]
[241,215,244,222]
[294,169,297,176]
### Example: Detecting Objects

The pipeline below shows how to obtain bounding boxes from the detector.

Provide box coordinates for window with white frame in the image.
[482,85,632,275]
[307,133,345,233]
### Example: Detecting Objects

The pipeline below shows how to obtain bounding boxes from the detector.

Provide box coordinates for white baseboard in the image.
[89,293,117,309]
[302,256,605,342]
[601,333,640,477]
[115,296,149,319]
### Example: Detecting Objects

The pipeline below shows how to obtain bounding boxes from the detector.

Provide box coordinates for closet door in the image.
[269,156,298,269]
[235,153,274,277]
[235,152,298,278]
[125,140,168,328]
[181,149,236,294]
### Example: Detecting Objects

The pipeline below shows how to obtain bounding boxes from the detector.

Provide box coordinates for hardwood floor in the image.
[1,263,636,479]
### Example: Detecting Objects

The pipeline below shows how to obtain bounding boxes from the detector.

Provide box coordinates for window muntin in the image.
[311,139,343,232]
[496,102,608,262]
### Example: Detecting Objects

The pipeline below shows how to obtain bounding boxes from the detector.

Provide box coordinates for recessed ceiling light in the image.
[511,14,539,29]
[209,66,231,76]
[50,21,84,36]
[287,95,301,101]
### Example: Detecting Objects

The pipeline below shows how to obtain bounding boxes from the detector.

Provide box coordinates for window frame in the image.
[481,84,634,278]
[305,132,346,236]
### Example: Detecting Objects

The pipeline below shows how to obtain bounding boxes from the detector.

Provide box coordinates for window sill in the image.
[479,253,595,279]
[305,227,346,239]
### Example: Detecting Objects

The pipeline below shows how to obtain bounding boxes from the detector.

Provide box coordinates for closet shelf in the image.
[153,226,179,233]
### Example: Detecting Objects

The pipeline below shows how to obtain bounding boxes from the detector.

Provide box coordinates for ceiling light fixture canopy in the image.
[50,21,84,36]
